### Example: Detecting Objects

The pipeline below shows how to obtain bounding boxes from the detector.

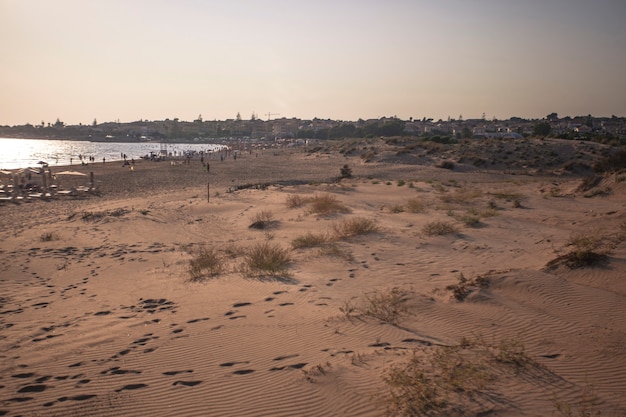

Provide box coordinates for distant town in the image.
[2,113,625,144]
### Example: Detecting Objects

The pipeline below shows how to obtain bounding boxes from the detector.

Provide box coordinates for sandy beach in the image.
[1,139,625,416]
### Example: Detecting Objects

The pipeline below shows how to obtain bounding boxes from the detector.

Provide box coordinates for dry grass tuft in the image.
[362,287,408,325]
[439,187,482,204]
[546,230,610,270]
[291,231,332,249]
[40,231,60,242]
[333,217,379,239]
[422,220,458,236]
[241,241,291,278]
[405,197,427,213]
[249,210,277,229]
[446,273,490,301]
[380,335,542,416]
[308,194,351,216]
[188,246,225,281]
[285,194,308,209]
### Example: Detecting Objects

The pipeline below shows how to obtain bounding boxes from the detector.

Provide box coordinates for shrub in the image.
[546,231,610,270]
[40,232,60,242]
[383,356,445,416]
[241,241,290,278]
[285,194,307,209]
[249,210,277,229]
[446,273,490,301]
[406,198,426,213]
[333,217,379,239]
[422,221,458,236]
[437,160,455,170]
[459,212,481,227]
[362,287,407,325]
[493,337,530,367]
[308,194,351,215]
[339,164,353,179]
[291,231,331,249]
[188,247,224,281]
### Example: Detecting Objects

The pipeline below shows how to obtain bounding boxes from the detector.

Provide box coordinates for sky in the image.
[2,0,626,125]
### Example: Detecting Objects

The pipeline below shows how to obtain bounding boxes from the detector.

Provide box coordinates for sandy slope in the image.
[1,147,625,416]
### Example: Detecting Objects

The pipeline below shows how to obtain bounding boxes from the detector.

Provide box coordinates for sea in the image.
[0,138,226,170]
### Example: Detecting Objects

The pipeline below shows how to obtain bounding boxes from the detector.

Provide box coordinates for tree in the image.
[340,164,352,179]
[236,112,242,121]
[251,112,256,121]
[546,112,558,120]
[92,118,97,127]
[532,121,552,137]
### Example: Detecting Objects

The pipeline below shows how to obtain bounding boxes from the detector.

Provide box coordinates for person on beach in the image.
[103,157,106,164]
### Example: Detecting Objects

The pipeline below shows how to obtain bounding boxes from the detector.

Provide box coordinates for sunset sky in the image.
[2,0,625,125]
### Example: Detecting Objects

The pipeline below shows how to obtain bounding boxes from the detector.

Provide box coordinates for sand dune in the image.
[1,144,625,416]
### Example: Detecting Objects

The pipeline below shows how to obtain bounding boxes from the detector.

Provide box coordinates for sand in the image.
[1,143,625,416]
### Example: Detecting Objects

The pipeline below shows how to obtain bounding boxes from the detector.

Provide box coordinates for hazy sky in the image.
[2,0,626,125]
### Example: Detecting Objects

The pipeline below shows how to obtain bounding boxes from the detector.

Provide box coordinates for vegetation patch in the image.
[39,231,60,242]
[307,194,351,216]
[249,210,278,230]
[445,273,490,301]
[362,287,408,325]
[545,231,610,270]
[332,217,379,239]
[406,197,427,213]
[422,220,458,236]
[380,335,544,417]
[241,241,291,279]
[291,231,332,249]
[188,246,225,281]
[285,194,308,209]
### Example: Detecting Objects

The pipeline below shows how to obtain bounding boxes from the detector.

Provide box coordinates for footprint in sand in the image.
[172,380,202,387]
[186,317,210,324]
[11,373,36,379]
[269,363,307,371]
[232,369,255,375]
[163,370,193,376]
[31,302,49,309]
[273,354,299,361]
[17,385,47,393]
[232,302,252,308]
[43,394,97,407]
[100,367,142,376]
[93,310,111,316]
[115,383,148,392]
[326,278,341,287]
[219,361,250,367]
